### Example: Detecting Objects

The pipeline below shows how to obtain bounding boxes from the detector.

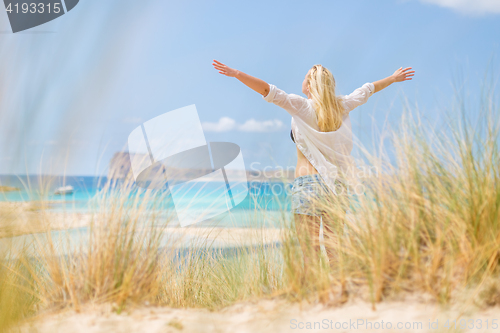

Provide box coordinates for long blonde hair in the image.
[307,64,345,132]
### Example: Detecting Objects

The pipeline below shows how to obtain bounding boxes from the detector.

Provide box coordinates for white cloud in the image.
[418,0,500,15]
[202,117,285,133]
[202,117,236,132]
[201,117,284,132]
[238,119,285,132]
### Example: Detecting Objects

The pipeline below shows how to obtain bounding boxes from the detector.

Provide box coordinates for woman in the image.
[212,60,414,274]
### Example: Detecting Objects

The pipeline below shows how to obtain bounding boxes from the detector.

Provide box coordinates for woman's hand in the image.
[212,59,239,77]
[373,67,415,93]
[212,59,270,96]
[392,67,415,82]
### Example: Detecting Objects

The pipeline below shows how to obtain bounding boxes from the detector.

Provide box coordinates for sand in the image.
[4,205,500,332]
[0,186,20,192]
[0,202,283,242]
[0,201,284,259]
[19,297,500,333]
[0,202,92,238]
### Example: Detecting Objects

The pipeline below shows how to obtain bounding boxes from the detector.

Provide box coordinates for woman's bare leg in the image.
[322,213,345,266]
[321,192,350,302]
[294,213,322,281]
[321,185,349,266]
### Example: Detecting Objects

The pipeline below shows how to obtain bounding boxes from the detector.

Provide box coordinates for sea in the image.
[0,174,300,257]
[0,175,371,258]
[0,175,295,229]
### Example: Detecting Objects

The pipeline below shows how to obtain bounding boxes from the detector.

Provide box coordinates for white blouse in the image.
[263,82,375,194]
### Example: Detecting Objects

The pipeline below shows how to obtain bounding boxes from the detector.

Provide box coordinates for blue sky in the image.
[0,0,499,176]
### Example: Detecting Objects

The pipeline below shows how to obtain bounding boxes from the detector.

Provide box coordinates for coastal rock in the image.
[108,152,295,183]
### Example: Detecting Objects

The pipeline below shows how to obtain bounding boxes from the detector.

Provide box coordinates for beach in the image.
[0,201,285,261]
[20,296,500,333]
[6,201,500,333]
[0,202,92,239]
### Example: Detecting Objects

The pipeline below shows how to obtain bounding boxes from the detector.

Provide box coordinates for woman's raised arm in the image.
[212,60,270,96]
[373,67,414,93]
[212,60,310,116]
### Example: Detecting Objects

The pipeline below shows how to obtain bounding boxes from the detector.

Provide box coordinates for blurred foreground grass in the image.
[1,93,499,332]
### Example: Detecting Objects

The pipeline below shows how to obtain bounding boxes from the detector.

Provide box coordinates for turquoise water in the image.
[0,175,369,257]
[0,175,367,231]
[0,175,294,256]
[0,175,101,212]
[0,175,294,228]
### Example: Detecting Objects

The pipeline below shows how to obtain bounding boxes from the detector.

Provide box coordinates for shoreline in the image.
[0,200,290,238]
[1,202,286,258]
[0,202,92,239]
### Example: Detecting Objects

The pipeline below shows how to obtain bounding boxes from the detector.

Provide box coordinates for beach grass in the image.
[1,89,499,331]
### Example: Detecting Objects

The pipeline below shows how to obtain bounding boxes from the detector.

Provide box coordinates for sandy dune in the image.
[20,297,500,333]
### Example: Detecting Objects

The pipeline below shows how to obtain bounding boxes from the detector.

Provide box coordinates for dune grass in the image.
[1,90,499,331]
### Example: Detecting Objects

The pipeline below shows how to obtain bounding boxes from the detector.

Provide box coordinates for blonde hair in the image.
[307,64,345,132]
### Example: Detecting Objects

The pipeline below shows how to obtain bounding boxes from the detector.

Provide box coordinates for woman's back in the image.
[263,82,375,181]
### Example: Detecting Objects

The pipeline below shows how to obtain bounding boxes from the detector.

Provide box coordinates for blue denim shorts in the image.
[291,174,348,217]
